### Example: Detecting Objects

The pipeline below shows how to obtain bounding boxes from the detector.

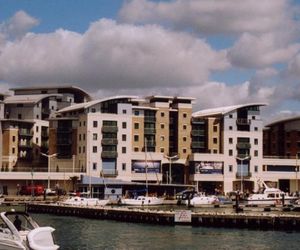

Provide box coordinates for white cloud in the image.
[0,18,229,90]
[228,33,300,68]
[0,10,39,40]
[119,0,294,35]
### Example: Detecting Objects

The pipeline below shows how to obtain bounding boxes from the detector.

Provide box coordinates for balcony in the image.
[57,127,72,133]
[236,172,252,179]
[191,141,205,148]
[102,126,118,133]
[145,140,156,148]
[41,131,49,138]
[191,130,205,136]
[144,117,156,123]
[236,154,251,159]
[236,118,251,125]
[144,128,156,134]
[42,108,51,115]
[19,129,32,137]
[236,142,251,149]
[41,141,49,148]
[19,142,32,148]
[101,151,118,158]
[101,138,118,145]
[102,169,118,177]
[57,139,72,145]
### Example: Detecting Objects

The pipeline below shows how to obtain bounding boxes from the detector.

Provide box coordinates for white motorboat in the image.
[185,194,219,207]
[121,196,164,206]
[62,196,109,206]
[0,210,59,250]
[246,179,298,205]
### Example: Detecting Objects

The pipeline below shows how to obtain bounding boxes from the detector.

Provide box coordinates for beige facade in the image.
[132,113,144,152]
[155,108,170,155]
[207,117,222,154]
[177,106,192,159]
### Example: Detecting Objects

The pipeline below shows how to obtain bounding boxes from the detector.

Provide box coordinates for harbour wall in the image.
[26,203,300,231]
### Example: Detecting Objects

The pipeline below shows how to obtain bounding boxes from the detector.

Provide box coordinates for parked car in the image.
[19,185,45,196]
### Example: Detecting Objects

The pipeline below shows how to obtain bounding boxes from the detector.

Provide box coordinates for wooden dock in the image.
[26,203,300,230]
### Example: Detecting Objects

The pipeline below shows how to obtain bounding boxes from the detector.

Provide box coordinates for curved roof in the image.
[10,85,92,102]
[4,94,63,104]
[58,95,139,113]
[265,115,300,127]
[193,103,267,118]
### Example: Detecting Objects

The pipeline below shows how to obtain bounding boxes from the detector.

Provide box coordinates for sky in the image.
[1,0,300,122]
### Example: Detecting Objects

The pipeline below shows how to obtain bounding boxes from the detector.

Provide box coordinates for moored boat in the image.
[61,196,109,206]
[121,196,164,206]
[185,194,219,207]
[0,210,59,250]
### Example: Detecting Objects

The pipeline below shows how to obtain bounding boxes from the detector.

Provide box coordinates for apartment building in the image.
[0,86,91,194]
[48,95,195,186]
[189,103,266,194]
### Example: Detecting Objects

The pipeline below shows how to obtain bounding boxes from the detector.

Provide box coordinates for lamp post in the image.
[164,154,178,184]
[41,153,57,189]
[236,155,250,194]
[296,154,298,192]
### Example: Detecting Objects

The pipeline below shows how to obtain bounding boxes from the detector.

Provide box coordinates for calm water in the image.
[30,213,300,250]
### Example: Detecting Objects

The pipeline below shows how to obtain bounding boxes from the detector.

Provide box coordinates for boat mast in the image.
[145,137,148,197]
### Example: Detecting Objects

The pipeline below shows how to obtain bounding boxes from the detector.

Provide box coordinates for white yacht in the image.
[0,210,59,250]
[121,196,164,206]
[185,193,219,207]
[62,196,109,206]
[246,179,298,205]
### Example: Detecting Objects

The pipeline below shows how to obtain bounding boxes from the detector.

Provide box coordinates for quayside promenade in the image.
[26,203,300,231]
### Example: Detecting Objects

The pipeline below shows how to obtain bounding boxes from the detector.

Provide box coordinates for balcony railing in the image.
[145,141,156,147]
[57,127,72,133]
[101,138,118,145]
[101,126,118,133]
[144,128,156,134]
[191,141,205,148]
[19,129,33,136]
[236,154,251,159]
[102,169,118,177]
[57,139,72,145]
[236,142,251,149]
[41,131,49,138]
[236,118,251,125]
[191,130,205,136]
[144,117,156,123]
[236,172,252,179]
[101,151,118,158]
[19,142,32,148]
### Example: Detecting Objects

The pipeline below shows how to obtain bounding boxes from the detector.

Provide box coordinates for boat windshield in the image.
[0,216,13,237]
[5,212,39,232]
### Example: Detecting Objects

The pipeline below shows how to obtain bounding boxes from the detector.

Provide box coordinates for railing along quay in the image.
[26,203,300,230]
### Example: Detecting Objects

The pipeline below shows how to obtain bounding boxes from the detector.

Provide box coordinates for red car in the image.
[20,185,45,196]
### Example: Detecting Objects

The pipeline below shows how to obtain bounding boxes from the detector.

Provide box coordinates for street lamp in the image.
[41,153,57,189]
[164,154,178,184]
[236,155,250,194]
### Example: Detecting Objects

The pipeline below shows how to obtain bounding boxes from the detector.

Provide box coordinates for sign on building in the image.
[174,210,192,223]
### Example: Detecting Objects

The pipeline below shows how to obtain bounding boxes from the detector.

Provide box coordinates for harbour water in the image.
[32,213,300,250]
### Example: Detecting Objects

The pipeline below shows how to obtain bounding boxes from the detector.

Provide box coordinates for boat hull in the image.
[121,196,164,206]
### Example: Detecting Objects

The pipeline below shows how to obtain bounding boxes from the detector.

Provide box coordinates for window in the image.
[134,123,139,129]
[36,115,39,119]
[18,114,22,119]
[213,126,218,132]
[183,113,187,118]
[79,147,81,154]
[229,114,233,118]
[12,136,15,142]
[83,121,86,126]
[229,138,233,144]
[36,138,38,144]
[229,126,233,130]
[93,163,97,170]
[183,125,187,130]
[79,122,81,127]
[254,138,258,145]
[229,149,233,156]
[134,147,139,152]
[122,109,127,114]
[134,135,139,142]
[83,146,85,153]
[36,126,39,132]
[134,110,139,116]
[83,134,86,141]
[160,148,165,153]
[79,134,81,141]
[93,146,97,153]
[254,165,258,172]
[122,134,126,141]
[12,147,15,154]
[93,133,97,140]
[229,165,233,172]
[93,121,98,128]
[122,163,126,171]
[254,127,258,131]
[122,147,126,154]
[161,112,165,117]
[160,136,165,141]
[91,108,96,113]
[254,150,258,157]
[252,116,256,120]
[183,148,187,154]
[160,124,165,129]
[122,122,127,129]
[183,137,187,142]
[213,138,218,144]
[213,149,218,154]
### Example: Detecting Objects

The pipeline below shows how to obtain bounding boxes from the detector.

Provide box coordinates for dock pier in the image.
[26,203,300,230]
